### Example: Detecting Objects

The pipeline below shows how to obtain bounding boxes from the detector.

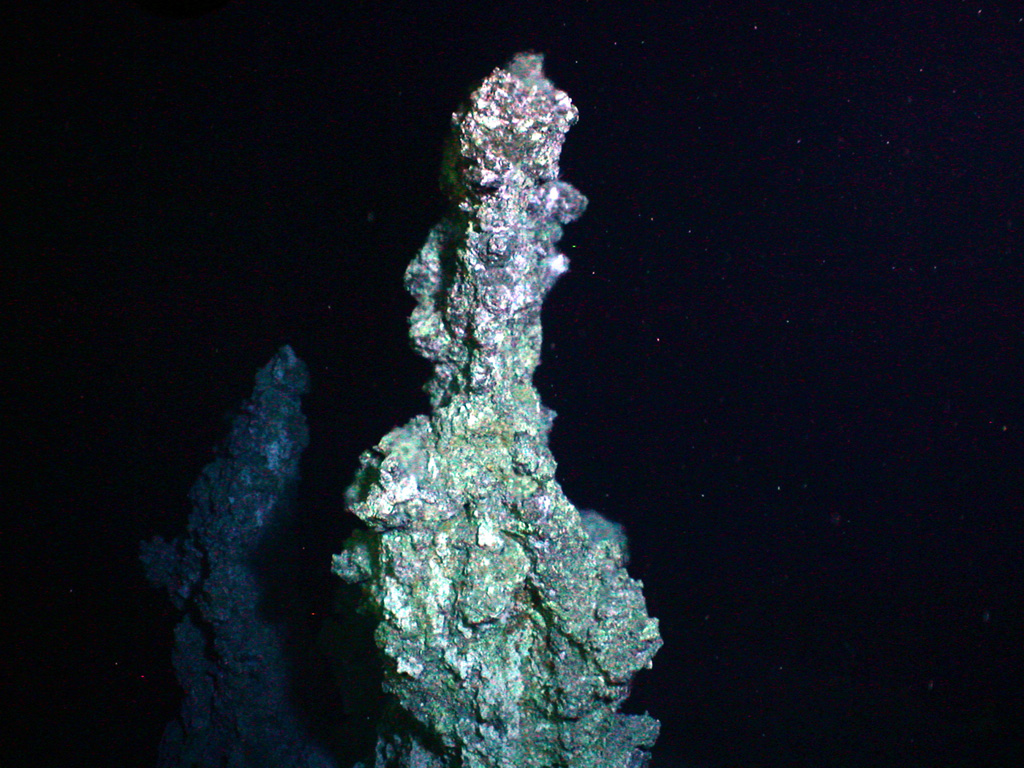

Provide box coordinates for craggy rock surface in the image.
[333,53,662,768]
[141,346,335,768]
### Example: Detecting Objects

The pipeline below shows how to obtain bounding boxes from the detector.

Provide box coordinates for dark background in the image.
[4,1,1023,766]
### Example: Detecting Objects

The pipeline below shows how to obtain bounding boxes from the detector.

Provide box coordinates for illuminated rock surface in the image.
[333,53,662,768]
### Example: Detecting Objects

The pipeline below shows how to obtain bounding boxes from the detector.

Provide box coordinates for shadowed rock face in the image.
[141,346,342,768]
[333,53,662,768]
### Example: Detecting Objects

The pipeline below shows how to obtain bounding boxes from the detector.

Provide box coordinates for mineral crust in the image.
[333,53,662,768]
[141,346,336,768]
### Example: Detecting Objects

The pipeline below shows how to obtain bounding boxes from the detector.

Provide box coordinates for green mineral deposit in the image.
[333,52,662,768]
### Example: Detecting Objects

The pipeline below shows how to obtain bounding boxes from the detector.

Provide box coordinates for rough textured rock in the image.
[141,346,336,768]
[333,53,662,768]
